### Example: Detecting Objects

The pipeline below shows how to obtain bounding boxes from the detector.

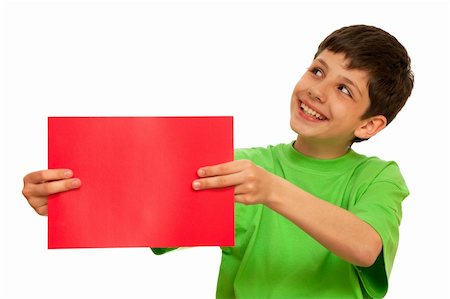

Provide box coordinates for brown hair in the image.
[315,25,414,142]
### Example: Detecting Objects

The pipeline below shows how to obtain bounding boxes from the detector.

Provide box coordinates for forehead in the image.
[314,50,370,85]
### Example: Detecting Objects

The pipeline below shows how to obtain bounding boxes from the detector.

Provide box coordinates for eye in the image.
[310,67,324,77]
[338,85,352,97]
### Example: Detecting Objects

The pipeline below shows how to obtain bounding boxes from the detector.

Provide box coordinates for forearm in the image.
[266,176,382,267]
[193,160,382,266]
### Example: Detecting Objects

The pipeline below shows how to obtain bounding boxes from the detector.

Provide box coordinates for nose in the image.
[308,82,327,103]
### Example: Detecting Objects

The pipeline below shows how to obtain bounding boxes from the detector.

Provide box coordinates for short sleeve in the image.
[350,162,409,298]
[150,247,178,255]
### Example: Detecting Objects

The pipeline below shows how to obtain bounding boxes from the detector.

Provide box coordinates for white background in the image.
[1,1,449,298]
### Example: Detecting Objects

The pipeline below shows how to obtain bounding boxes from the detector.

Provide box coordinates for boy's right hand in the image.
[22,169,81,216]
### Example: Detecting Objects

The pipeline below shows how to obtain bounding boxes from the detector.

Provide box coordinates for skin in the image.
[22,50,387,267]
[22,169,81,216]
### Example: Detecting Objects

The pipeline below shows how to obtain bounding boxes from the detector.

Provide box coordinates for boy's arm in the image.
[192,160,382,267]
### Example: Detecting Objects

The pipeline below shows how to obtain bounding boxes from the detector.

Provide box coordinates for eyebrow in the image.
[316,58,363,98]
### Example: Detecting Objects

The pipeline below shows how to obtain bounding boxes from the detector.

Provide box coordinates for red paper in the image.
[48,117,234,249]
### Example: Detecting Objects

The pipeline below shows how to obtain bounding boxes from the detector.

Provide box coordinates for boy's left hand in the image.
[192,160,280,205]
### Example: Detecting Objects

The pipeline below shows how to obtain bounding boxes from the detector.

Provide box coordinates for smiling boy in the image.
[22,25,413,298]
[189,25,413,298]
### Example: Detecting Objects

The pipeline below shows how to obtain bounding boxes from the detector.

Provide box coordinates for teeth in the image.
[300,102,325,120]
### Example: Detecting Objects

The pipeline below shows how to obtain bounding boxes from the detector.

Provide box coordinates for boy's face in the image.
[290,50,373,146]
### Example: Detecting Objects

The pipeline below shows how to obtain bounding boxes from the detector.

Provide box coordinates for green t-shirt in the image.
[154,142,409,299]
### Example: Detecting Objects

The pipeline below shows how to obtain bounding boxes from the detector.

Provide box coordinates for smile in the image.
[299,101,327,120]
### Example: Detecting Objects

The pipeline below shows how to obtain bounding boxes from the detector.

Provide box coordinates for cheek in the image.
[332,102,348,115]
[335,99,369,119]
[294,76,309,91]
[292,73,310,92]
[332,102,364,130]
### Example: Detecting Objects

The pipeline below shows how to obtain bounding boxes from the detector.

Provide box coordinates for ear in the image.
[354,115,387,140]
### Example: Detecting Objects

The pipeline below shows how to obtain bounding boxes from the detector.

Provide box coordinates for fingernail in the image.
[64,170,73,178]
[198,169,205,177]
[71,179,81,188]
[192,181,201,190]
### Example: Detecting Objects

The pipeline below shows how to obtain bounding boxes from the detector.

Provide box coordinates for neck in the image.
[294,135,350,159]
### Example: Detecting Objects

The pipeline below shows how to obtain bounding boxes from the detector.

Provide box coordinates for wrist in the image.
[265,175,288,208]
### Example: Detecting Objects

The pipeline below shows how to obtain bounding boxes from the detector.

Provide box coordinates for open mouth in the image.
[299,101,327,121]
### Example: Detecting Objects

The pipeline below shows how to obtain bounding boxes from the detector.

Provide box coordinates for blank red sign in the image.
[48,117,234,249]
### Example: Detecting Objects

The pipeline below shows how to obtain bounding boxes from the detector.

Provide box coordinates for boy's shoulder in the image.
[234,142,407,189]
[234,143,280,159]
[234,143,285,168]
[235,141,388,168]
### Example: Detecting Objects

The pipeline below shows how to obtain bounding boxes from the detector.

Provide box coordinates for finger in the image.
[198,160,252,177]
[193,172,243,190]
[34,205,48,216]
[234,194,252,205]
[24,169,74,184]
[27,196,49,214]
[234,183,251,195]
[31,178,81,197]
[234,194,245,203]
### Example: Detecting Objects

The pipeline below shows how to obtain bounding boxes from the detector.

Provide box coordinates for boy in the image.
[22,25,414,298]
